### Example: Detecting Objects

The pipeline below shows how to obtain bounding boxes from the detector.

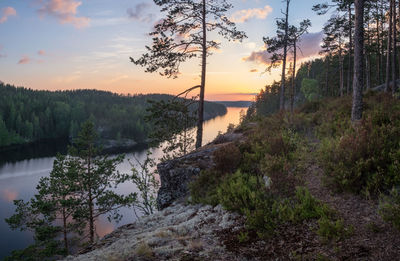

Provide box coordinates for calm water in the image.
[0,107,246,259]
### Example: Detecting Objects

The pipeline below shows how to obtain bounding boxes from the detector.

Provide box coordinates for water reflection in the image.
[0,107,245,258]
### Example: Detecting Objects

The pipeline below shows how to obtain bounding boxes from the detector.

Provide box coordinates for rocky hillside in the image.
[66,92,400,260]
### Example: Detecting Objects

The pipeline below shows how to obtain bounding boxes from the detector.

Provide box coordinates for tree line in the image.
[252,0,399,122]
[0,83,227,148]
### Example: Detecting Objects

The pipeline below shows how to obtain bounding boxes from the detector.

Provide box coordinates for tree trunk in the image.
[339,44,344,96]
[376,0,382,85]
[291,38,297,113]
[367,19,371,90]
[279,0,290,111]
[325,55,330,96]
[351,0,365,123]
[62,206,69,254]
[386,0,393,93]
[195,0,207,149]
[392,0,398,94]
[347,3,353,94]
[88,145,95,244]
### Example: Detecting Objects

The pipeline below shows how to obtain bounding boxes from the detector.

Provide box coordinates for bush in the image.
[217,170,266,213]
[319,116,400,195]
[316,94,400,196]
[379,189,400,230]
[189,170,224,206]
[317,217,353,243]
[213,143,242,173]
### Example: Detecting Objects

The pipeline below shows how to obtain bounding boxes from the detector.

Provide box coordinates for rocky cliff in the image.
[156,132,244,210]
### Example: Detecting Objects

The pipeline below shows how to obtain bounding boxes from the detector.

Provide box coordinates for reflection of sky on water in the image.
[0,107,245,258]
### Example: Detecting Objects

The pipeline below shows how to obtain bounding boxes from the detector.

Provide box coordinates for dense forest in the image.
[252,0,397,117]
[0,83,227,147]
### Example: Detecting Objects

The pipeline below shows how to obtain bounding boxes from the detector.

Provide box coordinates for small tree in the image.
[130,151,160,216]
[132,0,246,149]
[145,97,196,161]
[70,120,135,243]
[288,19,311,112]
[5,154,83,258]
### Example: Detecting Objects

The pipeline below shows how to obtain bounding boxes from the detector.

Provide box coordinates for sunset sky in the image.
[0,0,331,101]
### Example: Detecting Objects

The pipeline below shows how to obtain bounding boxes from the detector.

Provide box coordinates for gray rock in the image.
[156,147,218,210]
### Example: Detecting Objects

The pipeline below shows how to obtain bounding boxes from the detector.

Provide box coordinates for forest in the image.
[253,0,397,117]
[0,83,227,148]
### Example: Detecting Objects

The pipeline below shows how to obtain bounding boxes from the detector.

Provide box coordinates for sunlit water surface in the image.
[0,107,246,259]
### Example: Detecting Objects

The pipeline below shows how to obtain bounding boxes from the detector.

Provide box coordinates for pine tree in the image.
[132,0,246,148]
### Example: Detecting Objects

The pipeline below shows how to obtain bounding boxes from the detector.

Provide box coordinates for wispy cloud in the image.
[18,55,31,65]
[250,69,258,73]
[127,3,154,23]
[37,0,90,28]
[243,31,324,65]
[230,5,272,23]
[0,7,17,24]
[38,50,46,56]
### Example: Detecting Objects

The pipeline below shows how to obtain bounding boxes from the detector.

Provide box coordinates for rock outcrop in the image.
[156,132,244,210]
[64,202,244,261]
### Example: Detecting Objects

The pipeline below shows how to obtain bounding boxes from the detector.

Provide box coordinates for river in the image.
[0,107,246,259]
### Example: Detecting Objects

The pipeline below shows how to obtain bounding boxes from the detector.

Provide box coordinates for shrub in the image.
[379,189,400,230]
[189,170,223,206]
[319,116,400,195]
[213,143,242,173]
[317,217,353,243]
[217,170,266,213]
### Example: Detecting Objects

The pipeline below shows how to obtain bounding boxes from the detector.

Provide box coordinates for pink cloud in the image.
[1,189,18,202]
[0,7,17,24]
[18,55,31,65]
[243,31,324,65]
[230,5,272,23]
[38,0,90,28]
[38,50,46,56]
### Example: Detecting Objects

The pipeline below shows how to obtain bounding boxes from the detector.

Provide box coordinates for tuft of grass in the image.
[135,242,154,260]
[189,240,204,252]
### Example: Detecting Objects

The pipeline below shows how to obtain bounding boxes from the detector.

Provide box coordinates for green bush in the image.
[319,116,400,195]
[317,217,353,243]
[379,189,400,230]
[217,170,266,212]
[189,170,223,206]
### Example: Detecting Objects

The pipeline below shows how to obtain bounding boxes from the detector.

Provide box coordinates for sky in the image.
[0,0,331,101]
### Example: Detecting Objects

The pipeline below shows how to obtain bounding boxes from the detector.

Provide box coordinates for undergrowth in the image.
[189,112,350,240]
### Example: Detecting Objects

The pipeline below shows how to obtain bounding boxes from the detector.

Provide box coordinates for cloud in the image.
[250,69,258,73]
[0,7,17,24]
[230,5,272,23]
[37,0,90,28]
[243,31,324,65]
[1,189,18,202]
[18,55,31,64]
[127,3,154,23]
[38,50,46,56]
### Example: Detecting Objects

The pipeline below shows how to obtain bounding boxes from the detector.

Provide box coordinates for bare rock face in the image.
[156,147,218,210]
[156,132,245,210]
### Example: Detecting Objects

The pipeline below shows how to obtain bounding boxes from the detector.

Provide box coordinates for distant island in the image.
[0,83,227,149]
[215,101,253,108]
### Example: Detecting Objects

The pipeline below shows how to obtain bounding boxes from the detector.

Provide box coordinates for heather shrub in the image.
[213,143,241,173]
[319,114,400,195]
[189,169,224,206]
[379,189,400,230]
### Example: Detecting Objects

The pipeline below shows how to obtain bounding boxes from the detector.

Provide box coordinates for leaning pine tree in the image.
[131,0,246,148]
